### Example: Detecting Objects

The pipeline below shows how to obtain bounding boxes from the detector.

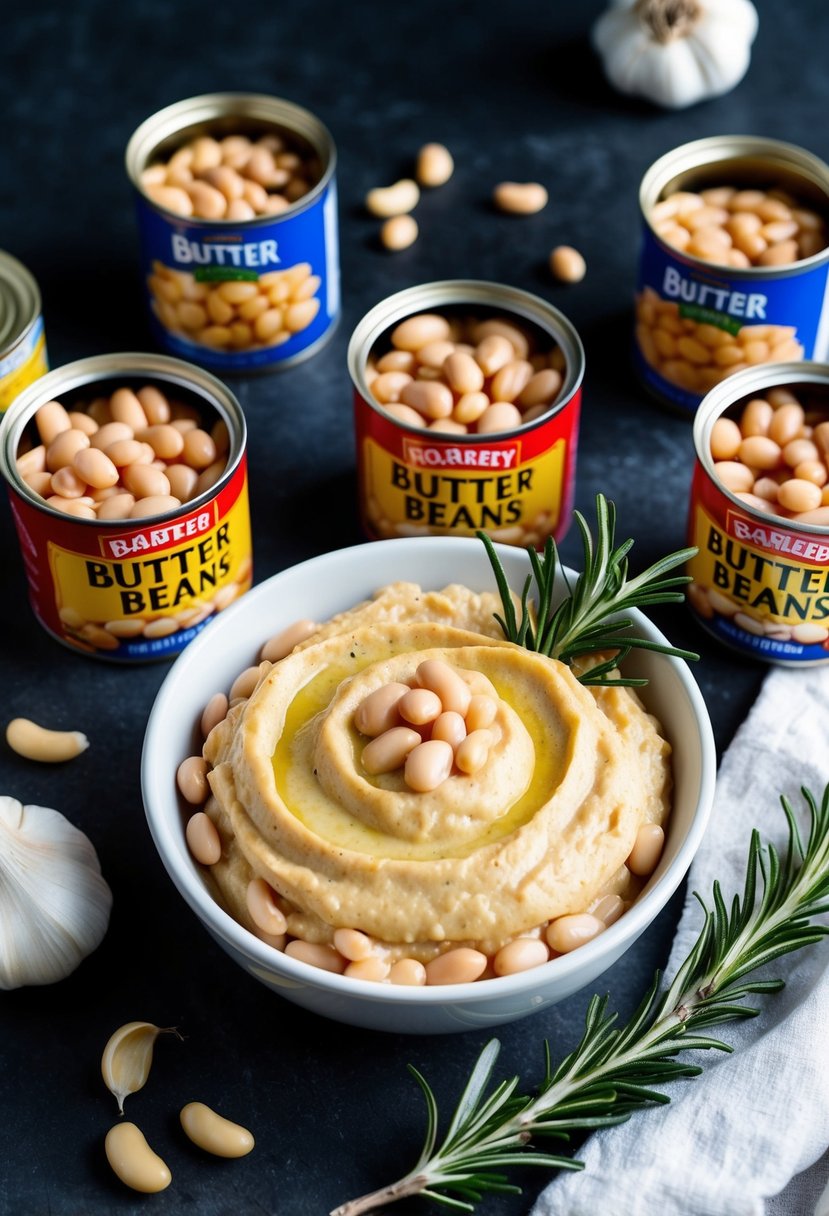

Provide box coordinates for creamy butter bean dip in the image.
[183,583,672,984]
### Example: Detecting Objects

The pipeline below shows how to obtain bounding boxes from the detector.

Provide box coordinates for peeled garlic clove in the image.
[102,1021,181,1115]
[0,796,112,990]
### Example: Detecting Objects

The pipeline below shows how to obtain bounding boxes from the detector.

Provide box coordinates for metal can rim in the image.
[639,134,829,278]
[693,360,829,535]
[347,279,585,441]
[125,92,337,227]
[0,250,42,357]
[0,351,246,525]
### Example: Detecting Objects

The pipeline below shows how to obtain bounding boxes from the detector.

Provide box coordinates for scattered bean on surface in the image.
[493,181,548,214]
[381,214,419,251]
[365,178,420,218]
[549,245,586,283]
[180,1102,255,1158]
[104,1123,172,1194]
[416,143,454,188]
[6,717,89,763]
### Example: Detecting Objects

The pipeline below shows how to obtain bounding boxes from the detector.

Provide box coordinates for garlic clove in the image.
[101,1021,182,1115]
[0,796,112,990]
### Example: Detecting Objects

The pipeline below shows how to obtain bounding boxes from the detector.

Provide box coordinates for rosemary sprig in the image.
[331,785,829,1216]
[479,493,699,686]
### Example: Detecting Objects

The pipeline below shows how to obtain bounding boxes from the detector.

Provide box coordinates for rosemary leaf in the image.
[330,786,829,1216]
[478,493,699,685]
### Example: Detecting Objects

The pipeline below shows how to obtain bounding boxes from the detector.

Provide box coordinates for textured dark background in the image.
[0,1,824,1213]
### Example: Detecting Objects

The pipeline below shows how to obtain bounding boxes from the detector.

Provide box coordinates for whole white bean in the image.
[354,682,409,736]
[246,877,287,936]
[425,947,487,985]
[365,178,420,218]
[404,739,454,791]
[333,928,375,961]
[201,693,229,738]
[546,913,605,954]
[398,687,443,726]
[6,717,89,763]
[627,824,665,877]
[454,729,492,774]
[389,958,427,986]
[259,618,318,663]
[185,812,221,865]
[431,710,467,749]
[180,1102,254,1158]
[362,726,422,775]
[176,755,210,804]
[104,1123,171,1193]
[381,215,418,251]
[416,143,454,188]
[493,938,549,975]
[416,659,471,715]
[493,181,548,214]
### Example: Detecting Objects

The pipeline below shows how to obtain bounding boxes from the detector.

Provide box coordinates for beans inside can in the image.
[348,281,584,548]
[126,93,339,374]
[0,250,48,414]
[687,362,829,665]
[0,353,252,662]
[636,136,829,416]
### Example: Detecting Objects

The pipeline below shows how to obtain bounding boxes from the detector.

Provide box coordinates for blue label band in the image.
[134,182,340,370]
[634,225,829,414]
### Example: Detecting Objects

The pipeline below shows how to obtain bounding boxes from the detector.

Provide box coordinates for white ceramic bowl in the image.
[142,537,716,1034]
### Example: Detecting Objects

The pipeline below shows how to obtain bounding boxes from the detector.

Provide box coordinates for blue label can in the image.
[636,136,829,416]
[126,94,339,373]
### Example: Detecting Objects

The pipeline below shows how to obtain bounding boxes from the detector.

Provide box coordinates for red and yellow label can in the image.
[0,250,48,414]
[687,362,829,665]
[0,353,252,662]
[348,281,584,547]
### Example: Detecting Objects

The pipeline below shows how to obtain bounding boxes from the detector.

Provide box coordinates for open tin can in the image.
[0,250,48,414]
[636,136,829,416]
[0,353,252,662]
[687,362,829,665]
[348,281,584,547]
[126,93,339,373]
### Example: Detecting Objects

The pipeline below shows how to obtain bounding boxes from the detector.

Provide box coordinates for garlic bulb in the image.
[592,0,759,110]
[0,795,112,989]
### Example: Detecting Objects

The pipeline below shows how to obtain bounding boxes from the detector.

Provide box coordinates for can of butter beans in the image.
[0,353,252,662]
[636,136,829,416]
[126,93,339,373]
[0,251,48,414]
[348,281,584,547]
[687,363,829,665]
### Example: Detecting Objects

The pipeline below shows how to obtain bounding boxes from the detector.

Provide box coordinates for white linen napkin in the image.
[532,665,829,1216]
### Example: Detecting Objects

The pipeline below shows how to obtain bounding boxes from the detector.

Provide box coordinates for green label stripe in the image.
[679,303,741,336]
[194,267,260,283]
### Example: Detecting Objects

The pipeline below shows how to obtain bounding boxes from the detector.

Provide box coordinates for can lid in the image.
[0,251,40,354]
